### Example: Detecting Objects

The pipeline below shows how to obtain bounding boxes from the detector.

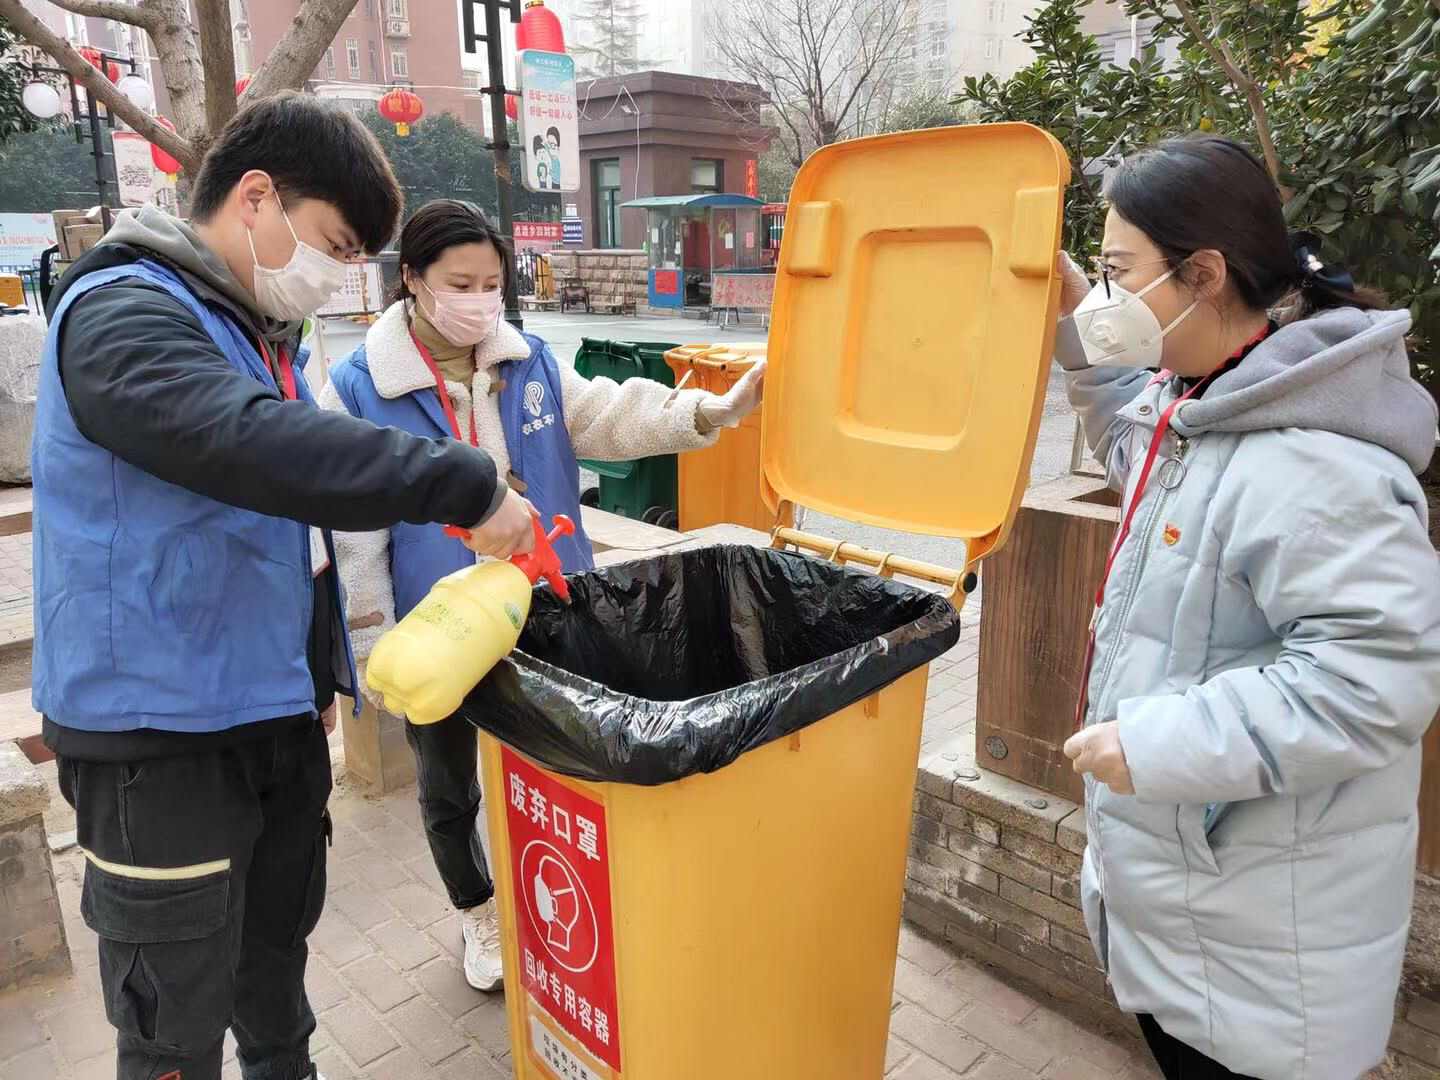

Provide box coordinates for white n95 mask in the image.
[1071,267,1197,368]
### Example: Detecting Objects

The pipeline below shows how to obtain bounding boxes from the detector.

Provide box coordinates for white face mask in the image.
[247,194,348,321]
[1071,266,1198,368]
[420,279,503,347]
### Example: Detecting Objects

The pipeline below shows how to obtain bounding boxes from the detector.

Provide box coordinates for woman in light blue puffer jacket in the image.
[1057,136,1440,1079]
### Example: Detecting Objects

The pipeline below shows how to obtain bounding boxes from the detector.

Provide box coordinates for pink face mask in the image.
[419,279,503,347]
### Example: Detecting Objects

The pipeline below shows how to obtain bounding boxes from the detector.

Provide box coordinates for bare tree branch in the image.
[44,0,161,31]
[0,0,197,169]
[193,0,238,134]
[1171,0,1288,198]
[243,0,359,102]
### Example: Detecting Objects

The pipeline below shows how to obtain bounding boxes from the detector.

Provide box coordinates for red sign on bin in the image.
[503,747,621,1072]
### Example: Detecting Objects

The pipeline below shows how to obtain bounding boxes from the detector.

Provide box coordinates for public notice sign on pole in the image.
[112,132,178,215]
[516,49,580,195]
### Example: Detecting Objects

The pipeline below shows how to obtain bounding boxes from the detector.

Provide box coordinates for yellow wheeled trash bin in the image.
[662,342,789,533]
[455,121,1069,1080]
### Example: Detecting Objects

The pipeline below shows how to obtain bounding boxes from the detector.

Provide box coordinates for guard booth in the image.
[624,194,763,312]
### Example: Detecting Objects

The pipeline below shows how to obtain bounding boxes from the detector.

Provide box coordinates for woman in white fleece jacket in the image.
[319,200,762,993]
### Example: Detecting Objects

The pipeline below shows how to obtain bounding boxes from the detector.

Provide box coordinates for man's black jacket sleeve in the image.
[57,283,502,532]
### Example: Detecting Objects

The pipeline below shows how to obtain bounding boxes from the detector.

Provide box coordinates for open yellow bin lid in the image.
[763,122,1070,556]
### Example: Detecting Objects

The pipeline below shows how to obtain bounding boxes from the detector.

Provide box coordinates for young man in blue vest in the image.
[33,92,535,1080]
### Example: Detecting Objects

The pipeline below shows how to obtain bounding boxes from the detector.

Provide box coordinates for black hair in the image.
[391,199,515,306]
[546,126,560,142]
[190,91,403,256]
[1105,135,1383,321]
[533,135,544,153]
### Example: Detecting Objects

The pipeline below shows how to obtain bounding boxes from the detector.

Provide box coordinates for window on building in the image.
[986,0,999,23]
[984,37,996,60]
[390,45,408,79]
[325,46,336,81]
[234,39,251,75]
[368,40,378,80]
[594,158,622,250]
[463,70,481,94]
[691,158,722,195]
[346,38,360,79]
[364,0,373,15]
[388,0,407,16]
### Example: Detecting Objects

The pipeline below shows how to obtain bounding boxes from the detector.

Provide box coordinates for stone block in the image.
[952,879,1049,940]
[917,793,1001,847]
[1057,809,1088,855]
[1001,827,1083,878]
[0,745,47,829]
[950,768,1077,844]
[341,697,417,794]
[997,877,1090,936]
[996,925,1108,999]
[948,830,1051,893]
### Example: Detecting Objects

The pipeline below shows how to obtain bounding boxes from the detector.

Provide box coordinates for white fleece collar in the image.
[363,301,531,400]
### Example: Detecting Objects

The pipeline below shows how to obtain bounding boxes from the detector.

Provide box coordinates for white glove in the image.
[697,360,766,431]
[1058,251,1091,318]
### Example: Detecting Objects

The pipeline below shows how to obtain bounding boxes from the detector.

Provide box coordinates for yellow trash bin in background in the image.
[465,121,1069,1080]
[663,342,790,533]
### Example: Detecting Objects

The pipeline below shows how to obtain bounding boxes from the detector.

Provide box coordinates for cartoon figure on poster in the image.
[518,49,579,195]
[531,130,563,191]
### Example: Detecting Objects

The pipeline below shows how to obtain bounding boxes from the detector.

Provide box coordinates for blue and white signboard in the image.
[517,49,580,195]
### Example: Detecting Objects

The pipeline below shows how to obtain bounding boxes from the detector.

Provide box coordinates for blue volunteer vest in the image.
[31,259,356,733]
[327,330,593,622]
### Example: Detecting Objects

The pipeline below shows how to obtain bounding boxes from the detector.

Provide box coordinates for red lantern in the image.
[236,73,252,98]
[78,46,121,84]
[378,87,424,137]
[149,116,181,180]
[519,0,565,52]
[508,1,566,121]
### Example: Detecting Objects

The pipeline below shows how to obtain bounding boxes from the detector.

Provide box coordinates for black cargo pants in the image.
[57,718,332,1080]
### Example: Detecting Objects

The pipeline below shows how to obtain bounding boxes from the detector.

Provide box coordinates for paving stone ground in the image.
[0,532,31,650]
[0,620,1158,1080]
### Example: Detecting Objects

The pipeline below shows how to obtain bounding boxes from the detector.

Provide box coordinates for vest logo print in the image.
[521,380,556,437]
[1163,523,1181,547]
[524,381,546,417]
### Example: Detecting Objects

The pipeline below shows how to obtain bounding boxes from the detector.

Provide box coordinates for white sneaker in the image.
[462,899,505,992]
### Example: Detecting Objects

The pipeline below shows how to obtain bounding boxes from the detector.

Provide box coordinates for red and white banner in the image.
[514,221,563,253]
[503,748,621,1073]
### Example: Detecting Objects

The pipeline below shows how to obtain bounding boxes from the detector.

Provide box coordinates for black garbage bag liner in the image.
[459,544,961,786]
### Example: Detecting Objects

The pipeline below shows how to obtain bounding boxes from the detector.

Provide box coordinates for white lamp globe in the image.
[21,81,63,120]
[117,74,155,111]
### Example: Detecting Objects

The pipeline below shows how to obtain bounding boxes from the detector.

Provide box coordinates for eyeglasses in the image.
[1090,255,1174,299]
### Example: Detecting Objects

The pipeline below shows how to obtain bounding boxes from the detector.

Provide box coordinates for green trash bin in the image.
[573,338,681,527]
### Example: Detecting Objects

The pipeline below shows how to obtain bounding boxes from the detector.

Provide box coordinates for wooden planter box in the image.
[977,473,1118,802]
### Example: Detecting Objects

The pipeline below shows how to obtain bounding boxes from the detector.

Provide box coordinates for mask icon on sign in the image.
[533,855,580,953]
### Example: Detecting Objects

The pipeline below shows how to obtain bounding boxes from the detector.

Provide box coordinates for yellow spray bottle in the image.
[365,515,576,726]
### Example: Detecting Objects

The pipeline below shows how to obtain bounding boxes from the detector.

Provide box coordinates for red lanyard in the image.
[409,328,477,447]
[257,338,297,401]
[1073,326,1271,730]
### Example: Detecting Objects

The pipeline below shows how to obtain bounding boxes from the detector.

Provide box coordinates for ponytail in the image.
[1286,231,1386,321]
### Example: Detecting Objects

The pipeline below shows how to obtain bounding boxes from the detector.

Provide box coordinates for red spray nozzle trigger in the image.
[509,515,575,602]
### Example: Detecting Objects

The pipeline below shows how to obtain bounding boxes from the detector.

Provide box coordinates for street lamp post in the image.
[461,0,524,331]
[18,52,138,231]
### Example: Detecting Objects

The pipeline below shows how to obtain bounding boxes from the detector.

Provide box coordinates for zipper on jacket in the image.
[1084,432,1194,902]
